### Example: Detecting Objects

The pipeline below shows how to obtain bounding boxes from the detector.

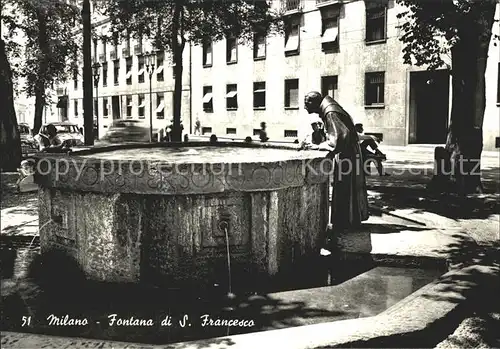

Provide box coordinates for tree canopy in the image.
[397,0,499,70]
[2,0,81,133]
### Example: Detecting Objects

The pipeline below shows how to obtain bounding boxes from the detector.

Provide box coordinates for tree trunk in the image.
[33,7,49,136]
[82,0,94,145]
[438,2,496,194]
[171,2,184,143]
[0,39,21,171]
[33,84,45,135]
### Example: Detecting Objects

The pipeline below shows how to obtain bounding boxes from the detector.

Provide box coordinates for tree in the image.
[0,38,21,171]
[2,0,80,135]
[98,0,283,142]
[397,0,499,194]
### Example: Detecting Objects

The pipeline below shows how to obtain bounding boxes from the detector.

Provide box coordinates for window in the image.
[138,55,145,83]
[284,79,299,108]
[365,0,387,43]
[226,84,238,110]
[156,51,164,82]
[156,93,164,119]
[284,16,300,55]
[365,72,385,106]
[93,38,97,62]
[102,63,108,87]
[125,32,131,52]
[284,130,298,138]
[134,35,143,55]
[103,97,109,117]
[126,57,133,85]
[226,128,237,135]
[102,40,107,59]
[497,62,500,104]
[126,95,132,117]
[320,6,340,52]
[138,94,146,118]
[253,82,266,109]
[202,127,212,135]
[226,37,238,64]
[203,86,213,112]
[321,75,338,99]
[203,40,213,67]
[112,33,118,59]
[93,98,98,115]
[74,100,78,116]
[73,70,78,90]
[253,129,261,136]
[113,59,119,85]
[253,32,266,60]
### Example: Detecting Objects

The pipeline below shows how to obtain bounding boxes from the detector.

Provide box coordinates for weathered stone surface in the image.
[36,144,330,286]
[336,230,373,254]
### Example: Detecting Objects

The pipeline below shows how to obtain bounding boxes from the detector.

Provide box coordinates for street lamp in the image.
[92,61,101,140]
[145,52,156,142]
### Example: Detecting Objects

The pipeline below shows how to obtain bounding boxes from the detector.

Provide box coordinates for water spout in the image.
[28,219,53,249]
[219,220,235,299]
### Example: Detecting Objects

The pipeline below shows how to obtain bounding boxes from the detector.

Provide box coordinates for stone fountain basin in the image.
[34,142,332,287]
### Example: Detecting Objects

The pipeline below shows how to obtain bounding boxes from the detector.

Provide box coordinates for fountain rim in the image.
[32,141,332,194]
[32,141,330,164]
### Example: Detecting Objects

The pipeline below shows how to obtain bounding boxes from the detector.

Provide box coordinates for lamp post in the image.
[92,61,101,140]
[82,0,94,145]
[145,52,156,142]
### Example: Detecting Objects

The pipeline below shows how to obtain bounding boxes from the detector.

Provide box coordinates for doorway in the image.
[409,70,450,144]
[112,96,120,119]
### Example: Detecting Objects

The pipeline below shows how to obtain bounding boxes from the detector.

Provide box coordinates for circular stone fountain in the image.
[34,142,332,288]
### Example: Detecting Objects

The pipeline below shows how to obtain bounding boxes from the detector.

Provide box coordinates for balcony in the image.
[282,0,303,13]
[122,47,130,57]
[110,50,117,60]
[134,44,143,55]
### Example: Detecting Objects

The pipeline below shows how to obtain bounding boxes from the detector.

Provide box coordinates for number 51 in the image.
[21,316,32,327]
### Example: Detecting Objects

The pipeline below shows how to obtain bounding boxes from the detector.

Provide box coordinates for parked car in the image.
[18,123,38,158]
[36,121,85,150]
[101,120,159,143]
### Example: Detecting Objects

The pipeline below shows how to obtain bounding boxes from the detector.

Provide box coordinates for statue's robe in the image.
[319,96,369,228]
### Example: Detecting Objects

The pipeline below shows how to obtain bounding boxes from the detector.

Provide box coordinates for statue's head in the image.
[304,91,322,114]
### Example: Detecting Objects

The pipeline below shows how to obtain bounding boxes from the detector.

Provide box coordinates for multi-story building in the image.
[190,0,500,150]
[56,2,191,138]
[56,0,499,150]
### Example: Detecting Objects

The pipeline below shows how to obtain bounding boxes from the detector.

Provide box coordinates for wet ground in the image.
[0,240,442,345]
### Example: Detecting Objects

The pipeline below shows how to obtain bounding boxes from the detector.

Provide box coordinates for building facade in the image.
[57,3,191,138]
[190,0,500,150]
[56,0,499,149]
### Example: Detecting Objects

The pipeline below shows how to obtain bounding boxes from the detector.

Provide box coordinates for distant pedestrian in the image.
[300,113,327,149]
[35,124,63,151]
[259,122,269,142]
[355,123,388,176]
[194,118,201,135]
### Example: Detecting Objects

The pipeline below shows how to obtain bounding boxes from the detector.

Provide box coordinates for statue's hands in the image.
[299,143,319,150]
